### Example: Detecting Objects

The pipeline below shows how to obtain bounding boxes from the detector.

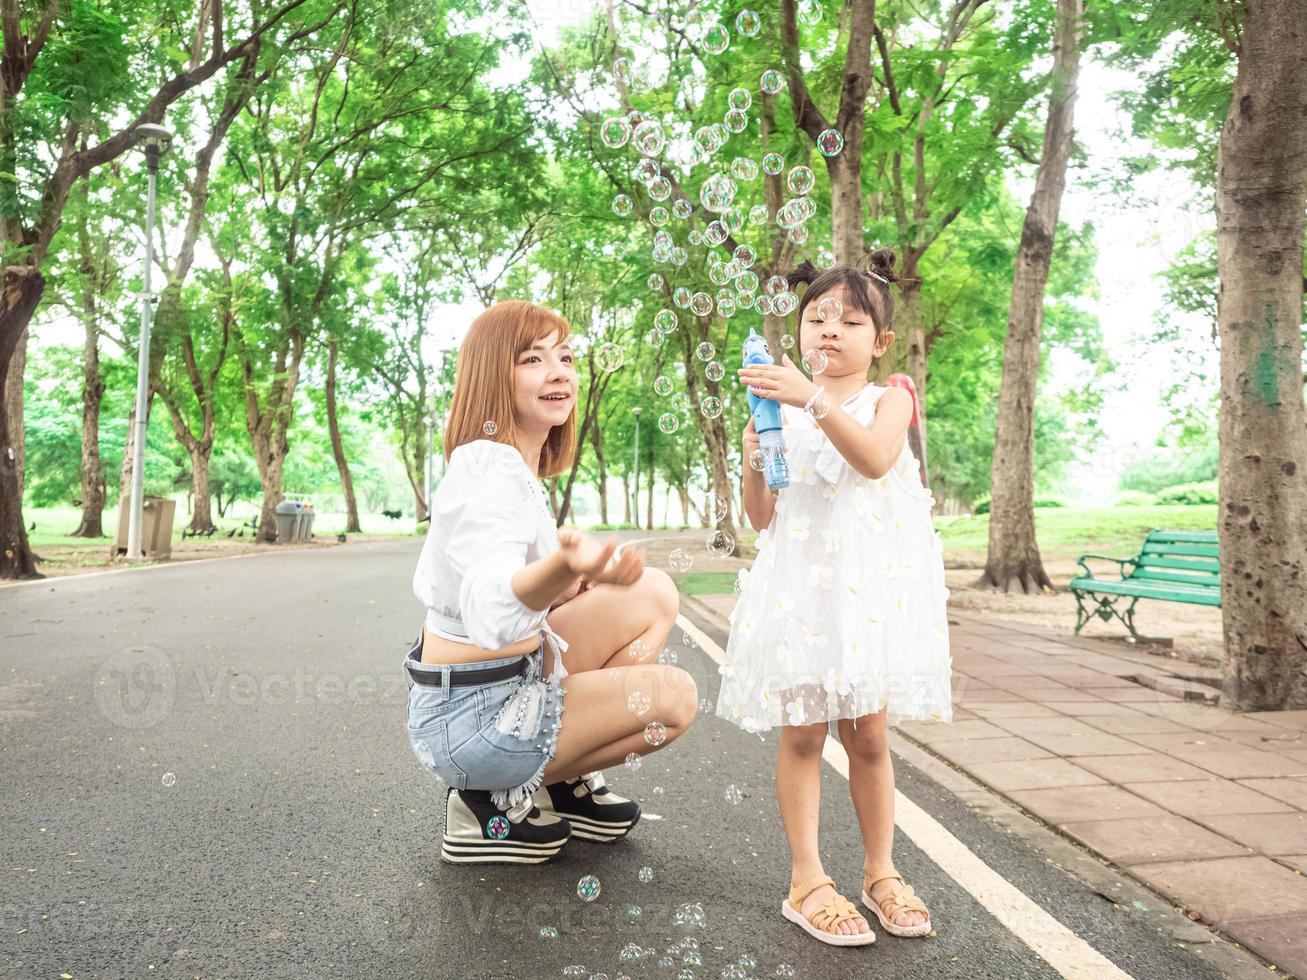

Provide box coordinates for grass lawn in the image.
[935,504,1217,562]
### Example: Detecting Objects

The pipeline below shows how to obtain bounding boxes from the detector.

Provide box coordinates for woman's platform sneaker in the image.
[441,788,571,865]
[534,771,640,842]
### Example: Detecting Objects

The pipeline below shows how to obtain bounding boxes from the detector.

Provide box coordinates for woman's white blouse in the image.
[412,439,569,660]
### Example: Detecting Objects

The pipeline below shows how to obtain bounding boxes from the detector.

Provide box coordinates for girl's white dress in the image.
[716,383,953,733]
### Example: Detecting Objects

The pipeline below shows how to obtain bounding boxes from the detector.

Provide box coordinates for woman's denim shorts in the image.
[404,636,566,809]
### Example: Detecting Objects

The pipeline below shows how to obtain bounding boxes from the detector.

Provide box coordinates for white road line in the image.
[676,611,1134,980]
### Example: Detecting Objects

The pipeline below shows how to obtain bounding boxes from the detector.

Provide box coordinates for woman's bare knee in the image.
[662,666,698,731]
[838,716,888,762]
[639,566,680,621]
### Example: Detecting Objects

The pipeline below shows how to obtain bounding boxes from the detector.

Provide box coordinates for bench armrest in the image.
[1075,554,1136,580]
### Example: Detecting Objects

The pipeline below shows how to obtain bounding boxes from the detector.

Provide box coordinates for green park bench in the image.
[1069,529,1220,639]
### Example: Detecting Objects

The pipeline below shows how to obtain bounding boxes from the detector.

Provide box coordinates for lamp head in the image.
[136,124,173,150]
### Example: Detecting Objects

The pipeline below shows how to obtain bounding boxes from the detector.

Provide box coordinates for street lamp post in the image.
[125,123,172,561]
[631,406,642,528]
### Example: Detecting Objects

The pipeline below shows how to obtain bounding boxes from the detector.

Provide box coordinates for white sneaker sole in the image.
[562,811,639,842]
[440,835,568,865]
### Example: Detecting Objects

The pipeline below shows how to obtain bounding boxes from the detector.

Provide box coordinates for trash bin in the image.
[113,495,177,559]
[302,503,315,540]
[275,500,301,543]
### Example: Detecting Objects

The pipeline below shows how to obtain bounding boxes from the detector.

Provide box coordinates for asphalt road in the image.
[0,537,1269,980]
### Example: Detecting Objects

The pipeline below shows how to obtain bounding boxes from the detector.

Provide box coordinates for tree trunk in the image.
[877,273,931,487]
[620,474,631,526]
[1216,0,1307,709]
[0,272,44,579]
[326,341,361,533]
[189,444,214,532]
[645,475,654,530]
[677,483,690,528]
[593,424,608,526]
[73,312,107,537]
[978,0,1082,594]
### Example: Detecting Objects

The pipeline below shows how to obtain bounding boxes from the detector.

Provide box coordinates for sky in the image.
[33,5,1220,505]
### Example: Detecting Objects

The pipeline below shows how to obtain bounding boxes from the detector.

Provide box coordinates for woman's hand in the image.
[738,354,819,409]
[742,415,761,457]
[556,527,645,587]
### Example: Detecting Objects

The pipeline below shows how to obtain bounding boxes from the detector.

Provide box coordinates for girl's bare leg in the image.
[778,723,871,936]
[837,713,927,928]
[546,567,680,674]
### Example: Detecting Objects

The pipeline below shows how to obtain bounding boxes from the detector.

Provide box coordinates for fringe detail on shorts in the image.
[490,672,567,810]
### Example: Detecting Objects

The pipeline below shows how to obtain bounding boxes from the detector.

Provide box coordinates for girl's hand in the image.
[738,354,819,409]
[742,415,761,458]
[556,527,645,586]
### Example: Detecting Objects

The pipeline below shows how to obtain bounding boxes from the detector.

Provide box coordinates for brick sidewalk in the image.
[684,592,1307,977]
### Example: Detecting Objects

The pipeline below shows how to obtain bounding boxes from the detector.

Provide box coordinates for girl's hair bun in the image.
[861,248,899,285]
[785,259,820,289]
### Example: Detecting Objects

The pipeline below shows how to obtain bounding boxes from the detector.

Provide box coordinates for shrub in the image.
[1153,480,1219,505]
[972,496,1066,515]
[1113,490,1155,507]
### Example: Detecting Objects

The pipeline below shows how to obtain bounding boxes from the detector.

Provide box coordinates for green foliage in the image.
[1153,479,1218,505]
[1119,439,1217,492]
[1113,489,1156,507]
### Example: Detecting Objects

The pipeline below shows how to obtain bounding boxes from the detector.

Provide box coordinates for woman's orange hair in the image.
[443,300,578,479]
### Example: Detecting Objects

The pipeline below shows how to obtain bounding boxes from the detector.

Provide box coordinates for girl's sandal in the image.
[780,874,876,947]
[862,867,932,938]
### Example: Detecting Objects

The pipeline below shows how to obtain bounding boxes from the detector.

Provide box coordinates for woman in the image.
[407,300,698,865]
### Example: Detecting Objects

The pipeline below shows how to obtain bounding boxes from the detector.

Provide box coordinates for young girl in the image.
[407,300,697,865]
[720,251,952,945]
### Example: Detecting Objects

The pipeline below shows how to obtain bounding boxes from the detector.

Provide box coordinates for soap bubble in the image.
[728,87,753,112]
[627,691,651,716]
[672,198,692,219]
[646,329,663,347]
[612,57,631,83]
[698,697,714,713]
[776,965,796,978]
[748,204,770,225]
[738,954,758,971]
[724,108,749,133]
[766,275,788,296]
[718,294,737,318]
[647,273,664,291]
[701,396,723,418]
[629,638,651,661]
[708,261,732,286]
[638,866,654,883]
[597,343,625,372]
[799,0,823,24]
[161,772,176,787]
[674,902,706,929]
[707,529,735,557]
[654,375,673,395]
[576,874,601,902]
[658,413,679,434]
[762,152,784,175]
[634,120,665,156]
[624,751,642,772]
[760,69,784,94]
[672,391,691,411]
[775,291,799,315]
[749,448,764,471]
[756,295,774,314]
[730,157,759,181]
[703,22,730,52]
[483,420,498,435]
[817,296,843,321]
[724,784,743,804]
[635,158,660,184]
[600,116,630,148]
[807,388,831,419]
[611,194,633,217]
[788,225,810,245]
[690,292,713,316]
[705,361,725,382]
[539,926,559,940]
[487,815,510,838]
[696,341,716,361]
[648,175,672,201]
[735,9,761,36]
[707,493,727,523]
[649,206,670,227]
[669,548,693,572]
[817,127,845,157]
[620,942,641,961]
[625,907,642,922]
[658,648,678,665]
[732,243,757,268]
[786,165,815,195]
[700,173,737,212]
[704,220,728,246]
[779,334,795,349]
[816,248,835,269]
[672,245,688,265]
[643,721,667,746]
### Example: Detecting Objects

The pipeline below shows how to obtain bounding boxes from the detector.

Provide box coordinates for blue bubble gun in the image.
[743,327,790,491]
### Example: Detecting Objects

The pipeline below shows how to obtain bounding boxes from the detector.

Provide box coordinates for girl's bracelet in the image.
[803,386,827,416]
